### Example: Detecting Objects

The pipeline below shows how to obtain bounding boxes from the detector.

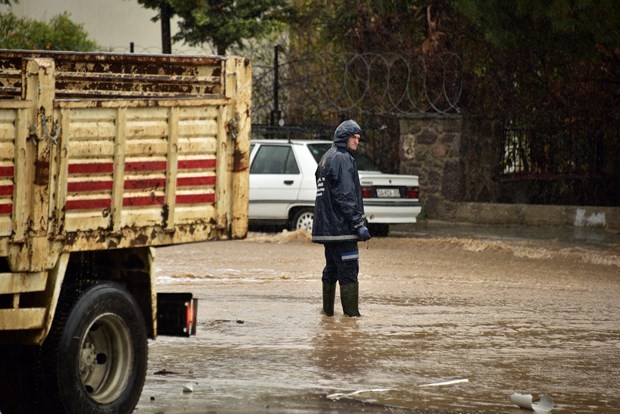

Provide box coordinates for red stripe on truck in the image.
[0,203,11,214]
[65,193,215,211]
[68,158,216,175]
[65,158,217,210]
[0,166,14,177]
[0,184,13,196]
[67,176,215,193]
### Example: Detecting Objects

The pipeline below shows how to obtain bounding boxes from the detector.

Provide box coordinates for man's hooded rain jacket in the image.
[312,120,365,243]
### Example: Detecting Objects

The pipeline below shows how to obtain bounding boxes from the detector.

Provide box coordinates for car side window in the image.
[251,145,300,174]
[307,143,331,164]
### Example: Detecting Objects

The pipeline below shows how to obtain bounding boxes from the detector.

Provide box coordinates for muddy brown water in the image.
[135,230,620,413]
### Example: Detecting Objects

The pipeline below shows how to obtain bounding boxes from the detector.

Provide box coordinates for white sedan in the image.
[249,139,421,236]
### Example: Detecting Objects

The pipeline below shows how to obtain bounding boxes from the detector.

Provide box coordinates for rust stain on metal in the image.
[161,204,170,228]
[1,49,226,100]
[34,159,49,186]
[131,233,149,247]
[150,228,162,241]
[233,148,248,172]
[65,232,77,246]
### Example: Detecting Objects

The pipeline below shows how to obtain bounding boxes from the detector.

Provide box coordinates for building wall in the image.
[2,0,211,54]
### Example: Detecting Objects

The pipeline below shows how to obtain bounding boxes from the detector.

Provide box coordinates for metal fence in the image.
[501,126,603,178]
[252,50,462,126]
[499,125,618,205]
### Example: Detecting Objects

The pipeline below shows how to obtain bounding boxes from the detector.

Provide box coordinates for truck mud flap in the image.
[156,293,198,337]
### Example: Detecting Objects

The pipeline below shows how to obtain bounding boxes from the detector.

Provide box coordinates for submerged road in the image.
[135,226,619,413]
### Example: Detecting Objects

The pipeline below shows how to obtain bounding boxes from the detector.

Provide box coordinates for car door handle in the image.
[283,180,294,185]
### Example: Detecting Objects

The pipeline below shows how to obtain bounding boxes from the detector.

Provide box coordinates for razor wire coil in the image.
[253,51,462,122]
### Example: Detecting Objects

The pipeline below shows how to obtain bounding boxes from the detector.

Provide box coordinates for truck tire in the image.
[41,282,148,414]
[291,208,314,232]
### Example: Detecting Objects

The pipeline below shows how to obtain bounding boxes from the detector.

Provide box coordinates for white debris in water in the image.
[510,393,554,413]
[327,388,390,400]
[419,378,469,387]
[182,383,194,393]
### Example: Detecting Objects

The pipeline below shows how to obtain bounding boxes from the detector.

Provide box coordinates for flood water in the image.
[135,229,620,413]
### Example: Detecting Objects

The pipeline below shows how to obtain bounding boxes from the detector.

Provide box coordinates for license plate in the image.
[376,188,400,198]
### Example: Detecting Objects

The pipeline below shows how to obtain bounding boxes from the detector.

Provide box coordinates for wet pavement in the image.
[135,224,620,414]
[393,220,620,247]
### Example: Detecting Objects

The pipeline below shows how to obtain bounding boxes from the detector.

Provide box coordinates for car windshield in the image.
[307,143,381,171]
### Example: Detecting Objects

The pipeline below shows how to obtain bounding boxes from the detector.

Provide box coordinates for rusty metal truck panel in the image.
[0,50,251,337]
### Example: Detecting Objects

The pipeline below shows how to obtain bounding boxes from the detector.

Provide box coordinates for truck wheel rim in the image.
[79,313,133,404]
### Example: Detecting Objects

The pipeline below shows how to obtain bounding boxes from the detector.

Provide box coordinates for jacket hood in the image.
[333,120,362,147]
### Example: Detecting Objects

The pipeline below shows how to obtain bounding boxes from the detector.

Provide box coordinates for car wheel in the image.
[41,282,148,414]
[291,208,314,232]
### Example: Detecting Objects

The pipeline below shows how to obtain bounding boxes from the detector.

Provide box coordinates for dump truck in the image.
[0,50,251,414]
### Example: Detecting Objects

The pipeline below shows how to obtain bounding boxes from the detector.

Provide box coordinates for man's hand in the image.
[357,226,371,241]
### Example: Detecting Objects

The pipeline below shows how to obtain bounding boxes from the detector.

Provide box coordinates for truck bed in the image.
[0,50,251,264]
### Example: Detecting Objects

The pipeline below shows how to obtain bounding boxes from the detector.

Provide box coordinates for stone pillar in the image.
[399,116,464,219]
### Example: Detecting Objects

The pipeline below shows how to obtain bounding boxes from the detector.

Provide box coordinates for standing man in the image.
[312,119,371,317]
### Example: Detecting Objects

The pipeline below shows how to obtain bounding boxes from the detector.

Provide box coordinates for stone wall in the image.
[398,116,620,231]
[399,115,467,218]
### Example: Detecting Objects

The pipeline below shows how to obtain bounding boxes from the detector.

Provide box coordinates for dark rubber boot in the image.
[340,282,361,317]
[322,282,336,316]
